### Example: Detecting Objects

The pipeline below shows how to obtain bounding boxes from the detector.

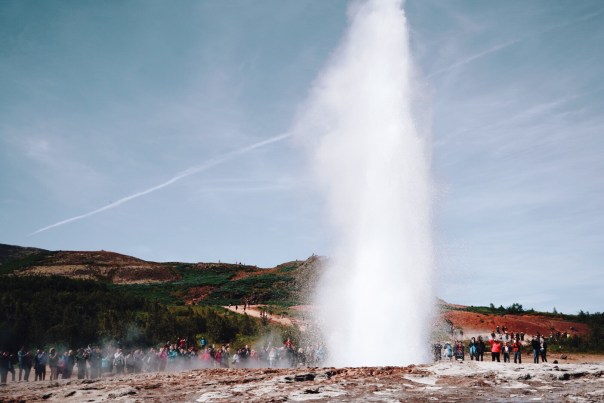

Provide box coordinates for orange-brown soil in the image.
[443,309,589,338]
[16,251,179,284]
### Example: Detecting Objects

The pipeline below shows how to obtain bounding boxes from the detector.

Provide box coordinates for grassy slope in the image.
[0,244,315,306]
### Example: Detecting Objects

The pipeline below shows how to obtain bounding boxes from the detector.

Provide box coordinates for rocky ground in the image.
[1,357,603,402]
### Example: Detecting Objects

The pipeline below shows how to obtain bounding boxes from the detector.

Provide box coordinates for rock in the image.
[107,387,137,398]
[284,373,316,382]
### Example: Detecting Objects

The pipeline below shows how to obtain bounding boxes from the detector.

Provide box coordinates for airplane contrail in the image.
[29,133,291,236]
[427,8,604,79]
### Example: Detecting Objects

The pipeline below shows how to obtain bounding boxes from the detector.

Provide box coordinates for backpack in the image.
[114,355,124,366]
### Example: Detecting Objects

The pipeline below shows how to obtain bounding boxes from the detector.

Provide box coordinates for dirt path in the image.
[222,305,304,328]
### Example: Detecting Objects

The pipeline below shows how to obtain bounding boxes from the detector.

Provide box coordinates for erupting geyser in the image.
[296,0,434,366]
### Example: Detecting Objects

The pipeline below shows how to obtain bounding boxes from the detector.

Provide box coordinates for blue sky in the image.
[1,1,602,313]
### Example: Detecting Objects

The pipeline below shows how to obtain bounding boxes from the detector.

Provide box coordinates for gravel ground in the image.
[1,359,603,402]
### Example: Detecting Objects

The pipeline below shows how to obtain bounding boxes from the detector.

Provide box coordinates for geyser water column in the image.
[295,0,434,366]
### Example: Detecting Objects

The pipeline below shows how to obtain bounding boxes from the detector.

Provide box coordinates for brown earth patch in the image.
[443,309,589,338]
[15,251,179,284]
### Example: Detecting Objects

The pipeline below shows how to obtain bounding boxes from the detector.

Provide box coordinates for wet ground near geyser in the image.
[1,360,603,402]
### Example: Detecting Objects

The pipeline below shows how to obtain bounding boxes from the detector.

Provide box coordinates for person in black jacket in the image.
[0,351,9,384]
[531,336,540,363]
[475,336,485,361]
[540,337,548,363]
[22,351,33,381]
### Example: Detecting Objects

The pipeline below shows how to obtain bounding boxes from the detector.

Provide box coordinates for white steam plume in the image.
[295,0,434,365]
[29,133,290,236]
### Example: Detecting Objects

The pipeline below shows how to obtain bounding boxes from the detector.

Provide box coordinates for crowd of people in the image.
[0,337,326,385]
[434,326,552,364]
[1,324,572,385]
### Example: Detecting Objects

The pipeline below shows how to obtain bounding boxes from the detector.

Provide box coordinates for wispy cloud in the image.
[427,8,604,78]
[29,133,290,236]
[427,39,521,78]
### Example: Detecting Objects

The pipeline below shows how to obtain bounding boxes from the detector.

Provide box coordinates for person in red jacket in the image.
[489,337,501,362]
[512,338,522,363]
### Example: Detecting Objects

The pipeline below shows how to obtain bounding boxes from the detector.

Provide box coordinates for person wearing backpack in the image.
[113,349,125,374]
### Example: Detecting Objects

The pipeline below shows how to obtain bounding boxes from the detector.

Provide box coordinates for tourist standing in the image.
[489,337,501,362]
[113,349,125,374]
[0,351,9,385]
[476,337,485,361]
[48,348,59,381]
[469,337,477,360]
[18,346,27,381]
[512,338,522,364]
[531,336,540,363]
[502,342,511,363]
[454,341,465,361]
[34,349,47,381]
[21,351,33,381]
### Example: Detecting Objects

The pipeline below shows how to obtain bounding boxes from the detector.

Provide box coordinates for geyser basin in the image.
[296,0,434,366]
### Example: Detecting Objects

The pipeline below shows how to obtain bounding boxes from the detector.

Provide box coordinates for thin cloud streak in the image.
[427,39,520,78]
[29,133,291,236]
[427,8,604,78]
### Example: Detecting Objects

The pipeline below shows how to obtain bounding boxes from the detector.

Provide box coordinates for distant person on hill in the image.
[475,337,485,361]
[531,336,540,363]
[469,337,477,360]
[540,337,548,362]
[489,337,501,362]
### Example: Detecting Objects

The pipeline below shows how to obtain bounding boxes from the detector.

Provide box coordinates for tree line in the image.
[0,276,262,351]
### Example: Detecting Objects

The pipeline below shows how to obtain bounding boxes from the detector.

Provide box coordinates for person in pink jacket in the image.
[489,337,501,362]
